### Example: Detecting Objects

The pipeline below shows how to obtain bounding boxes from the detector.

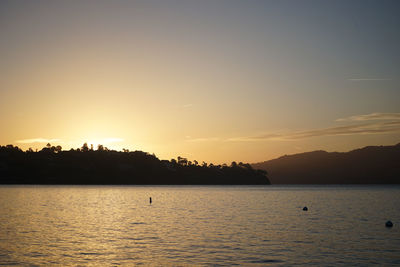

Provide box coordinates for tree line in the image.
[0,143,270,185]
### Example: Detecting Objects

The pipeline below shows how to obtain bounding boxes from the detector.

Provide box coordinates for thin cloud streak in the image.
[16,138,61,144]
[336,112,400,122]
[228,121,400,142]
[348,78,392,81]
[227,134,281,142]
[16,137,124,145]
[185,137,220,142]
[187,112,400,143]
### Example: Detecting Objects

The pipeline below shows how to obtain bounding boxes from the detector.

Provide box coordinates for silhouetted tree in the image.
[177,156,188,166]
[81,143,89,152]
[0,144,270,185]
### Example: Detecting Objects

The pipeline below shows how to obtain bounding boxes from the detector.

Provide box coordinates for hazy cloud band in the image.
[348,78,392,81]
[16,138,61,144]
[336,112,400,122]
[228,121,400,142]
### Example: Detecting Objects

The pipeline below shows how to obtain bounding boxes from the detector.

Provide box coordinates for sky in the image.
[1,0,399,164]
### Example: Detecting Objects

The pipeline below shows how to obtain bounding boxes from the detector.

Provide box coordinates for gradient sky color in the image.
[1,0,399,163]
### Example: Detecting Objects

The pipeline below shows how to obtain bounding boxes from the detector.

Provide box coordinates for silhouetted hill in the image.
[252,143,400,184]
[0,144,269,185]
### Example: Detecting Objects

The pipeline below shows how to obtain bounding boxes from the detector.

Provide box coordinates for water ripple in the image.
[0,185,399,266]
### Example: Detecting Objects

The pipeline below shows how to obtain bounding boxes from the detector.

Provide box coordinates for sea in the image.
[0,185,399,266]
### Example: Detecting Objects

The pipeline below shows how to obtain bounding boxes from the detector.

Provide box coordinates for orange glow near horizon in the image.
[1,1,399,164]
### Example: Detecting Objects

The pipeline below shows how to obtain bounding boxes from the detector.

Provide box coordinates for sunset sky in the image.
[1,0,399,164]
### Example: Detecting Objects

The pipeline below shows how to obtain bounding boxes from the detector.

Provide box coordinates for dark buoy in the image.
[149,197,152,204]
[386,220,393,227]
[303,206,308,211]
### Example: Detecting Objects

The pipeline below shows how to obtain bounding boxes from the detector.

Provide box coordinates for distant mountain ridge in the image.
[252,143,400,184]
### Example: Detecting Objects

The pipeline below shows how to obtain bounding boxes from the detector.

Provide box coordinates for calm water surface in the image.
[0,185,399,266]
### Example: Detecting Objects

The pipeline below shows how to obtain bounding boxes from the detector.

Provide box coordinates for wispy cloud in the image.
[283,121,400,139]
[185,137,219,142]
[348,78,392,81]
[183,103,193,108]
[336,112,400,122]
[227,134,281,142]
[16,138,61,144]
[228,121,400,142]
[185,112,400,143]
[15,137,124,145]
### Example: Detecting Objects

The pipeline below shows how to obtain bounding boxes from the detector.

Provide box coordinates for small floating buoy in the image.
[386,220,393,227]
[303,206,308,211]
